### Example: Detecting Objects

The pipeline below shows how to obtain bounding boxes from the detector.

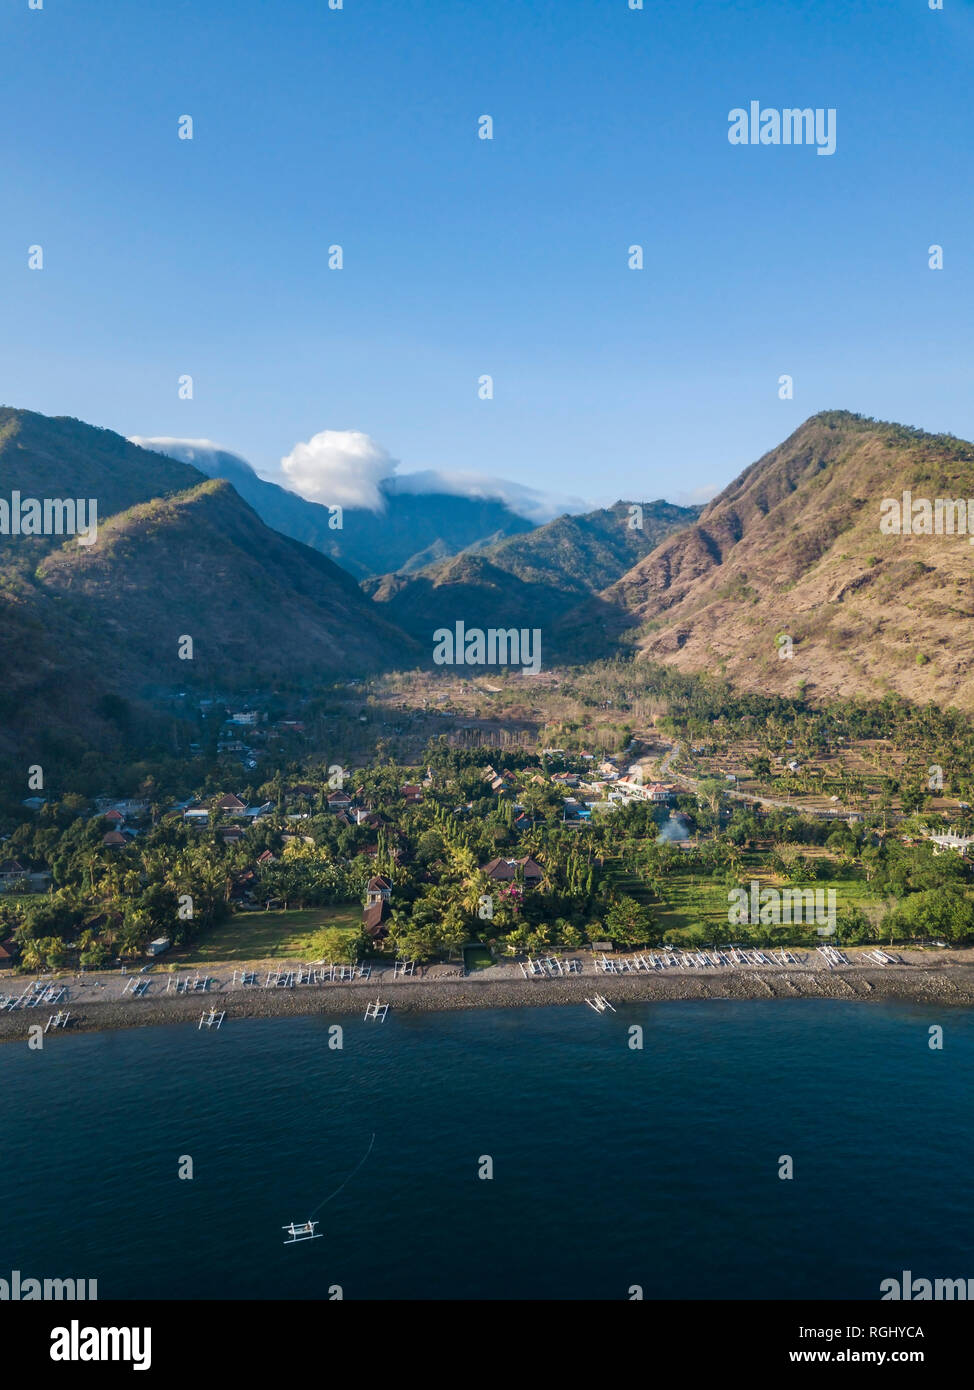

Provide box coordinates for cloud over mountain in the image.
[383,468,588,524]
[279,429,394,512]
[129,432,539,576]
[132,430,590,523]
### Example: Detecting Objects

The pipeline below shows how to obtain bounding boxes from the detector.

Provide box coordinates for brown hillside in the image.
[36,478,418,690]
[576,412,974,707]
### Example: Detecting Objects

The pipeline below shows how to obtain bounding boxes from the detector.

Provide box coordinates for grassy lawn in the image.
[653,864,886,938]
[171,905,363,966]
[463,944,493,970]
[654,872,734,935]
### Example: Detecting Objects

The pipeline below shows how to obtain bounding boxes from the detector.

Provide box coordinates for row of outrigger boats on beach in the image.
[518,956,583,979]
[520,944,904,981]
[580,946,903,1013]
[597,949,802,972]
[596,945,901,972]
[1,982,67,1010]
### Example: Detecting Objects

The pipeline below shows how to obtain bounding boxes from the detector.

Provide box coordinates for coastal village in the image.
[3,674,974,1032]
[0,737,676,972]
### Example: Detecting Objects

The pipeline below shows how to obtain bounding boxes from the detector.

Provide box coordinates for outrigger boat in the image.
[282,1219,322,1245]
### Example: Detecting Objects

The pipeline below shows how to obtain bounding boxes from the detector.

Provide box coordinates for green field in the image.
[654,863,887,941]
[654,872,734,935]
[172,905,363,966]
[463,943,493,971]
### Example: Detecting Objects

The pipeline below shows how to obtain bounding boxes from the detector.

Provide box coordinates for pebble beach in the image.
[4,947,974,1041]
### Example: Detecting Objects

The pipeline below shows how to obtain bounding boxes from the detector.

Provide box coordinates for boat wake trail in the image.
[309,1133,376,1217]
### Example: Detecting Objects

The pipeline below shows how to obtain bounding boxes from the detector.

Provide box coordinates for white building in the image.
[927,831,974,855]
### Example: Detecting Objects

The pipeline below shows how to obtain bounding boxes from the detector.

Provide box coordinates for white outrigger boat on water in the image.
[282,1220,322,1245]
[282,1135,376,1245]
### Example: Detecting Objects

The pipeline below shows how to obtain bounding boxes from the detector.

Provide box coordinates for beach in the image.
[4,946,974,1041]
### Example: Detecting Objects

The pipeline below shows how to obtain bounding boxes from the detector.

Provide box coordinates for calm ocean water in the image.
[3,1000,972,1300]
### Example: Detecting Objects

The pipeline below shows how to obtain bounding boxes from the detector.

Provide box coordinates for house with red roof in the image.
[361,876,392,940]
[366,875,392,906]
[479,856,544,888]
[362,901,390,941]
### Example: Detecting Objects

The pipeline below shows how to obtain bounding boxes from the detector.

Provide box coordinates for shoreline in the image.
[5,952,974,1040]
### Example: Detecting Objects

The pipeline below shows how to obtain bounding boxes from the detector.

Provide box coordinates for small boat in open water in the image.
[282,1220,322,1245]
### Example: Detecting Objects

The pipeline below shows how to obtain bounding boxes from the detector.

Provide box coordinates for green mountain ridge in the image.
[36,477,418,684]
[0,412,419,760]
[6,403,974,768]
[0,407,202,523]
[146,439,537,578]
[363,499,701,645]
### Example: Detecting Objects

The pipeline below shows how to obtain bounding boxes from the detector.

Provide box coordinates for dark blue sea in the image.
[3,1000,972,1300]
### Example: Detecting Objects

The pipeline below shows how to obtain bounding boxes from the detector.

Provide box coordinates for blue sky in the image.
[3,0,974,511]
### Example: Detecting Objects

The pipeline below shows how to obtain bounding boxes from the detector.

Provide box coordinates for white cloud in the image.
[132,428,594,522]
[279,429,394,512]
[129,436,254,474]
[670,482,721,507]
[386,468,589,523]
[276,428,591,520]
[131,435,228,456]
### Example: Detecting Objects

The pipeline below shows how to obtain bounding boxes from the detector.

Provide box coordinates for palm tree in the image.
[118,918,148,958]
[446,844,477,880]
[20,941,43,973]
